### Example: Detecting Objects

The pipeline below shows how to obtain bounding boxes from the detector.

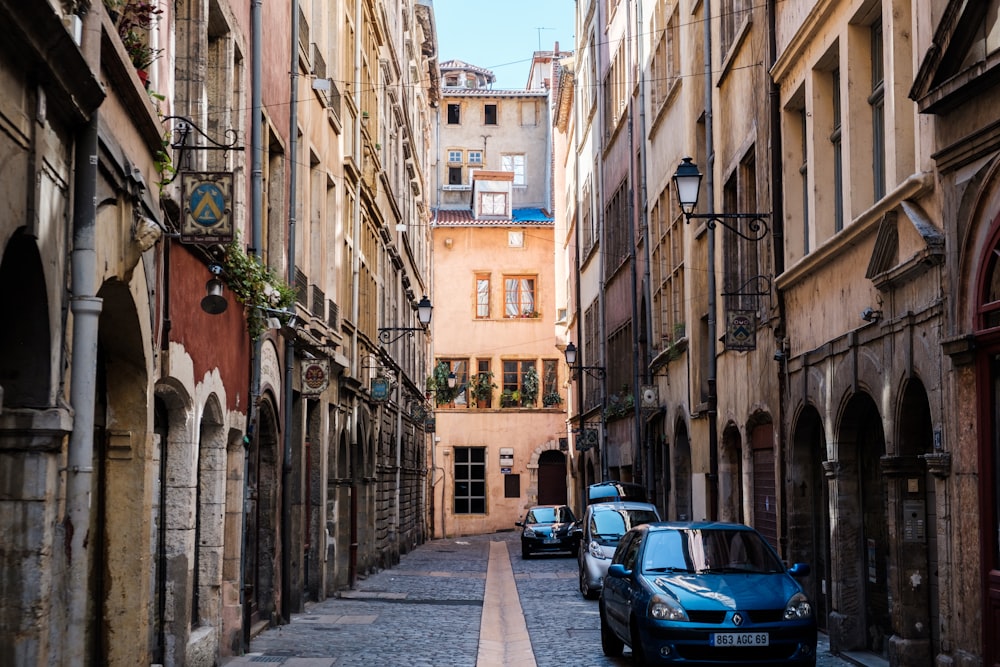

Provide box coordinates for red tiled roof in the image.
[432,208,554,227]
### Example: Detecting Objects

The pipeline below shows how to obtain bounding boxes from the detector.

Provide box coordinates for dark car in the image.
[516,505,579,559]
[599,522,817,665]
[578,501,661,599]
[587,481,648,505]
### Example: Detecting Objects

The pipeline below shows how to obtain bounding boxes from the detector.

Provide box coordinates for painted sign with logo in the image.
[725,310,757,351]
[180,172,234,243]
[301,359,329,396]
[371,377,391,401]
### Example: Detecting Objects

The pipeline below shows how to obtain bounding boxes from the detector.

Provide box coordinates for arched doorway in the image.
[789,404,829,632]
[972,213,1000,664]
[650,415,670,518]
[537,449,568,505]
[245,396,280,632]
[0,228,50,406]
[672,419,692,521]
[94,280,149,665]
[890,377,936,665]
[836,392,890,657]
[719,423,743,523]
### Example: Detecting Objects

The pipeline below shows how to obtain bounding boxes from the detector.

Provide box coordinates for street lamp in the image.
[672,157,770,241]
[378,295,433,345]
[563,342,609,482]
[671,156,771,521]
[563,342,606,379]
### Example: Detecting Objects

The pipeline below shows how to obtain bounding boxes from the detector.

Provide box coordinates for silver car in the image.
[577,501,660,599]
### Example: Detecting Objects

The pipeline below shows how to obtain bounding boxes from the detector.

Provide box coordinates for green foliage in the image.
[107,0,164,70]
[604,387,635,420]
[468,371,497,402]
[521,365,540,406]
[500,389,520,408]
[427,362,460,406]
[542,390,563,407]
[222,233,296,339]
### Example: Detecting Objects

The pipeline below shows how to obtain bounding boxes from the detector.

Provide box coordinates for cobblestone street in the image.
[222,531,858,666]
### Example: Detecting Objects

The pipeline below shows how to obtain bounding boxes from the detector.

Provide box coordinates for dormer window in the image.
[480,192,507,216]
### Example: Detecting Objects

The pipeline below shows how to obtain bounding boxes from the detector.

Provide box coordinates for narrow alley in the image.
[222,531,857,667]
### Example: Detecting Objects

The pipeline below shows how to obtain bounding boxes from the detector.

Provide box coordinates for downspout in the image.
[394,375,402,552]
[625,0,647,491]
[767,0,788,554]
[636,0,654,494]
[704,0,719,521]
[349,0,363,585]
[66,7,102,663]
[281,0,300,622]
[242,0,264,648]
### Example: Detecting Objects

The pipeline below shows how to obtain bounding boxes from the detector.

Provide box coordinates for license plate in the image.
[710,632,769,647]
[544,537,558,544]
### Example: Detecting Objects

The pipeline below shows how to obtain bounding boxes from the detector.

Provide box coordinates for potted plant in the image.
[107,0,164,80]
[500,389,520,408]
[520,366,540,407]
[427,362,459,407]
[542,390,563,407]
[469,371,497,408]
[222,233,297,339]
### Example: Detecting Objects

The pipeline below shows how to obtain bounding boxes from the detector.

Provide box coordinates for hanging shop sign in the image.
[371,377,391,401]
[725,310,757,351]
[180,172,234,243]
[301,359,330,396]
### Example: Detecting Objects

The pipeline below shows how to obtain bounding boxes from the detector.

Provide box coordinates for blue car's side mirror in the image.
[787,563,811,577]
[607,563,631,579]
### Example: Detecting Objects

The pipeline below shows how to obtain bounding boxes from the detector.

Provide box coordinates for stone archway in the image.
[830,392,889,657]
[886,377,936,666]
[94,279,151,666]
[789,404,829,632]
[672,419,692,521]
[526,440,566,507]
[537,449,568,505]
[719,423,743,523]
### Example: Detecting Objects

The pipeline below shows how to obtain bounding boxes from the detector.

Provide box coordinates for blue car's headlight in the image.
[783,592,813,620]
[649,593,689,621]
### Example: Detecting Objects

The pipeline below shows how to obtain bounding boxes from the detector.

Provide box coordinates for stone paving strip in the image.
[220,534,536,667]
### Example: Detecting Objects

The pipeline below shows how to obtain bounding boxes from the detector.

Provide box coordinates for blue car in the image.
[599,522,817,665]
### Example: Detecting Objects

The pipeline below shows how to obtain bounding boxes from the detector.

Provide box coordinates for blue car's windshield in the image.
[642,528,785,574]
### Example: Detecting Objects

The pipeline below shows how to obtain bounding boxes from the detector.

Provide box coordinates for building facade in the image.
[0,0,439,665]
[557,0,1000,665]
[429,59,570,537]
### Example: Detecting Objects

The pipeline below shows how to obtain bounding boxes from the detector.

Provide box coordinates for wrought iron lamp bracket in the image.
[684,211,770,241]
[160,115,244,185]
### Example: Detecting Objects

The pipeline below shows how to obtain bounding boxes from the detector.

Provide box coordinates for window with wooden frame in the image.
[454,447,486,513]
[502,359,537,407]
[436,358,469,405]
[476,274,491,319]
[503,275,536,318]
[500,153,526,186]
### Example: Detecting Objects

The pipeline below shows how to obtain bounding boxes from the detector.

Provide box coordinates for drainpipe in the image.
[703,0,719,521]
[767,0,788,555]
[65,7,102,663]
[626,0,643,488]
[635,0,654,494]
[394,375,402,553]
[349,0,363,586]
[242,0,264,649]
[281,0,300,622]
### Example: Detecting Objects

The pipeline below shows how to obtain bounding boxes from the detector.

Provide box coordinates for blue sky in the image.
[433,0,576,89]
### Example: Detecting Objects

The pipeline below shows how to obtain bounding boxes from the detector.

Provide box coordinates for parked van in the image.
[587,481,648,505]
